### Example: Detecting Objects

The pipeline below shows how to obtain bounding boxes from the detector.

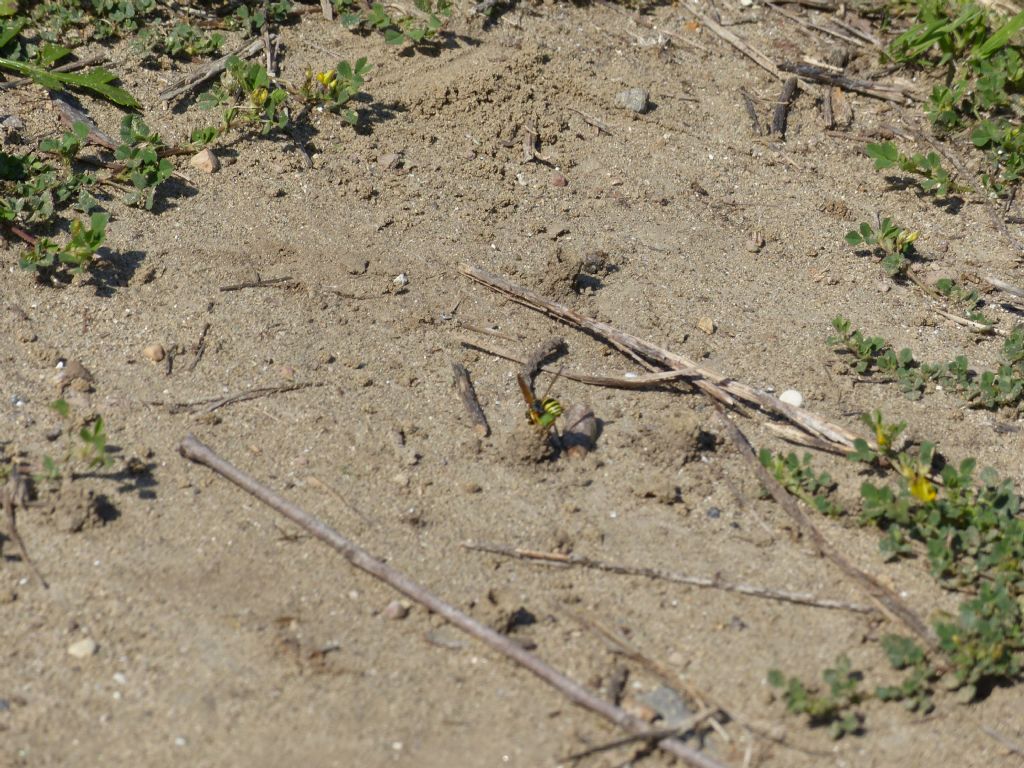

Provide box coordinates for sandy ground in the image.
[2,2,1024,766]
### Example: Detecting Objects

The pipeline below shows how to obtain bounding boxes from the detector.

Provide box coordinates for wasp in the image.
[517,372,563,429]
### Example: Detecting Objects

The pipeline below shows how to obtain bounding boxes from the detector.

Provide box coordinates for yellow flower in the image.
[251,87,268,106]
[316,71,337,89]
[909,473,937,503]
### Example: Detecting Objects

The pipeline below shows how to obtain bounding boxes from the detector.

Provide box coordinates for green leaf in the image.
[848,439,876,464]
[38,43,70,68]
[866,141,899,169]
[0,57,140,108]
[975,10,1024,59]
[881,252,905,276]
[0,18,24,49]
[971,120,1002,147]
[0,1,18,17]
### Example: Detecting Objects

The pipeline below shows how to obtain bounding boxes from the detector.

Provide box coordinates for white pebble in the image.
[779,389,804,408]
[393,273,409,287]
[68,637,98,659]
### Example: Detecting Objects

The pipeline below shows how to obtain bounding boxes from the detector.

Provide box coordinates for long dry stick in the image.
[2,467,47,589]
[714,410,938,651]
[458,264,860,450]
[463,541,874,613]
[452,362,490,437]
[160,382,321,414]
[562,709,718,763]
[777,62,915,102]
[158,37,268,101]
[570,610,830,762]
[178,435,727,768]
[53,95,119,150]
[462,337,699,389]
[764,2,866,48]
[683,7,781,79]
[770,77,799,139]
[986,275,1024,300]
[186,322,211,374]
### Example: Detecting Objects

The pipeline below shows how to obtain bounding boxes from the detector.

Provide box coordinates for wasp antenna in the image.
[539,364,565,403]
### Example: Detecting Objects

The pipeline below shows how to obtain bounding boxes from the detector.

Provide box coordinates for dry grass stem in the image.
[178,435,728,768]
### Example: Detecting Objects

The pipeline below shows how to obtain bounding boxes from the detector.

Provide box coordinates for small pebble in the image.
[59,359,94,385]
[189,148,219,174]
[67,637,98,659]
[550,172,568,187]
[393,273,409,288]
[779,389,804,408]
[696,317,716,335]
[616,87,650,114]
[382,600,410,620]
[142,343,166,363]
[706,507,722,519]
[378,152,401,170]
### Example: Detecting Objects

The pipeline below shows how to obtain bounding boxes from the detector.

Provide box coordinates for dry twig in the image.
[714,408,938,651]
[53,95,119,150]
[458,263,861,451]
[740,88,762,135]
[562,709,719,763]
[158,37,269,102]
[186,322,211,374]
[160,382,321,414]
[568,106,614,136]
[463,541,874,613]
[986,274,1024,300]
[220,275,297,291]
[2,466,47,589]
[178,435,727,768]
[462,337,700,388]
[770,76,799,138]
[684,7,781,79]
[451,363,490,437]
[981,725,1024,756]
[765,2,866,48]
[778,62,915,102]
